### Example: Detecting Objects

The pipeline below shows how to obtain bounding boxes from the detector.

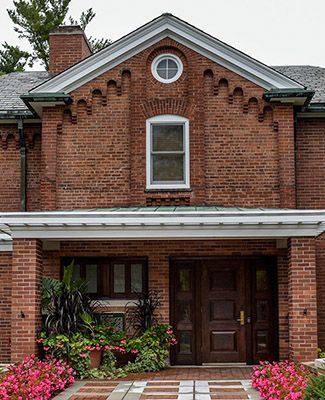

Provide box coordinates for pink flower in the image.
[0,355,75,399]
[252,361,311,400]
[79,353,87,358]
[44,347,50,351]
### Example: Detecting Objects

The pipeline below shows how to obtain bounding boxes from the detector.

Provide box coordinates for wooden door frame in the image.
[169,256,279,365]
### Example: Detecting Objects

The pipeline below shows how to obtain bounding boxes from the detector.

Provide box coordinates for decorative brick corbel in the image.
[273,121,279,132]
[1,133,7,149]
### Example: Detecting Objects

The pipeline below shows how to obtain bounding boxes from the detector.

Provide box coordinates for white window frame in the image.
[146,115,190,190]
[151,54,183,83]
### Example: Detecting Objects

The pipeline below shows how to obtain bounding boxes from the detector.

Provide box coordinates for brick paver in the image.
[53,368,262,400]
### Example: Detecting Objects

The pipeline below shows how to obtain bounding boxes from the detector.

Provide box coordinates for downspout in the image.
[17,117,27,211]
[293,110,298,208]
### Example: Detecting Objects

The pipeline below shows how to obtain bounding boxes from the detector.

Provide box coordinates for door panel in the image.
[201,260,246,363]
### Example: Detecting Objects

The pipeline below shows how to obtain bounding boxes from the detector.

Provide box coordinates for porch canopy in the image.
[1,207,325,248]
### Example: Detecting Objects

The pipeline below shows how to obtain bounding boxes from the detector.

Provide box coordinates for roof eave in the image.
[296,102,325,118]
[263,89,315,106]
[21,93,73,117]
[29,14,305,94]
[0,209,324,243]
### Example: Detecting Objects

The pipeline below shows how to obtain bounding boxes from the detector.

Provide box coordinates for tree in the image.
[68,8,111,53]
[0,42,30,74]
[1,0,110,72]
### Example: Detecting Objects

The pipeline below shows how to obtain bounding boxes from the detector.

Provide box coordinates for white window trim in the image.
[151,53,183,83]
[146,115,190,190]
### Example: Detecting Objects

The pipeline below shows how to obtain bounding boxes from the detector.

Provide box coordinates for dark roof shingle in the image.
[0,71,52,114]
[273,65,325,103]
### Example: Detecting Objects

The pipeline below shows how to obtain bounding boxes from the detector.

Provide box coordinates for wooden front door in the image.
[201,260,246,363]
[170,257,278,365]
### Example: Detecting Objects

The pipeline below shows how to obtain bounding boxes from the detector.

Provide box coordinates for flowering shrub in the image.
[39,325,124,377]
[0,354,75,400]
[252,361,312,400]
[38,324,177,378]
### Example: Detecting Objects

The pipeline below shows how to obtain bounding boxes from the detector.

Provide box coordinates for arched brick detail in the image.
[140,98,190,118]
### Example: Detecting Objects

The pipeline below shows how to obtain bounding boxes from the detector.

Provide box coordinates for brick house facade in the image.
[0,14,324,365]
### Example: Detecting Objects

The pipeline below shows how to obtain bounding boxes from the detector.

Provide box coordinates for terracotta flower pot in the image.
[89,349,103,369]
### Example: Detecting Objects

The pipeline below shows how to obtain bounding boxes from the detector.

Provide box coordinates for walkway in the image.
[54,368,262,400]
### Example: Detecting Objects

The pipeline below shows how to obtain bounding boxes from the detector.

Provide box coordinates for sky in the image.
[1,0,325,70]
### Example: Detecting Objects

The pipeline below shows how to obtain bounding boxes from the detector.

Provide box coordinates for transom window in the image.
[146,115,190,189]
[151,54,183,83]
[61,257,147,299]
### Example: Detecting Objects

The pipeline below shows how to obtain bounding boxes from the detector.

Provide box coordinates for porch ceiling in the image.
[0,207,324,247]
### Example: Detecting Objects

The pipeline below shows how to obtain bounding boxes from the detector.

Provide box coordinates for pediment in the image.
[30,14,304,94]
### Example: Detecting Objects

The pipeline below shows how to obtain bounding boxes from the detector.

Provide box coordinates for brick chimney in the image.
[49,25,92,73]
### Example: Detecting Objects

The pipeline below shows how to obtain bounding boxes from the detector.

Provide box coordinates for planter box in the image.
[303,361,325,376]
[315,358,325,370]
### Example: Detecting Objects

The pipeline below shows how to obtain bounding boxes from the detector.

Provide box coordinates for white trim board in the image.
[0,209,324,241]
[30,14,304,94]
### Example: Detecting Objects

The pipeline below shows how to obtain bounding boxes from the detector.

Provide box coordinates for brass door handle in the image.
[236,310,245,326]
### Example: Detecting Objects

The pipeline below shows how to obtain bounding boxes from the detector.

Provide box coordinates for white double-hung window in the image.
[146,115,190,189]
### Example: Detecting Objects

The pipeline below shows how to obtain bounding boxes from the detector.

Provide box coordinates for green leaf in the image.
[6,1,110,69]
[0,42,30,74]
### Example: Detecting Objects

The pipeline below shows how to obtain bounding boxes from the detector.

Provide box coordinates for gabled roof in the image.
[30,13,305,94]
[2,66,323,116]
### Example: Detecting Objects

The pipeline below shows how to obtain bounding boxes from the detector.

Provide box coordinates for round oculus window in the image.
[151,54,183,83]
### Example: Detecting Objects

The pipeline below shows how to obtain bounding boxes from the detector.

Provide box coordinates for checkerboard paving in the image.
[53,380,262,400]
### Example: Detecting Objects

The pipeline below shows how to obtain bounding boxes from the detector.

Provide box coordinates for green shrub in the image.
[124,347,169,372]
[43,261,99,336]
[304,375,325,399]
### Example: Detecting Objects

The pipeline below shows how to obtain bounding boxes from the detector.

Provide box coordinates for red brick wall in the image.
[39,38,294,210]
[49,28,91,74]
[0,125,20,211]
[288,237,318,361]
[296,118,325,351]
[11,239,43,362]
[0,124,41,211]
[43,238,289,359]
[296,118,325,209]
[0,252,12,363]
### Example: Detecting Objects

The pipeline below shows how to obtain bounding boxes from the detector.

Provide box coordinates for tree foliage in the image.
[0,42,30,75]
[1,0,110,73]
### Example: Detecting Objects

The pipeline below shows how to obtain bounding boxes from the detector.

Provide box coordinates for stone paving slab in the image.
[53,380,262,400]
